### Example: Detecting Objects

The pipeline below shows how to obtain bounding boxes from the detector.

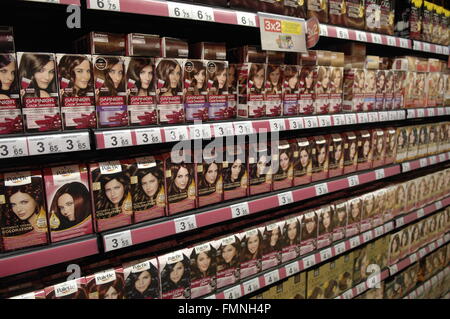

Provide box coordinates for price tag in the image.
[59,132,90,152]
[230,202,250,219]
[0,137,28,158]
[342,290,354,299]
[372,33,382,44]
[417,108,425,118]
[315,183,329,197]
[224,286,242,299]
[89,0,120,11]
[423,42,431,52]
[413,41,422,51]
[104,230,132,252]
[446,107,450,115]
[264,270,280,286]
[418,248,427,259]
[437,238,444,247]
[243,278,260,295]
[285,261,300,276]
[202,124,212,139]
[436,45,443,54]
[424,281,431,291]
[318,115,332,127]
[188,125,203,140]
[375,169,385,180]
[427,108,436,117]
[288,118,304,130]
[429,156,437,165]
[102,130,133,148]
[428,242,436,251]
[409,253,418,264]
[356,282,366,295]
[402,162,411,172]
[320,248,332,262]
[435,201,443,211]
[236,12,256,27]
[389,264,399,275]
[334,242,346,255]
[355,31,368,42]
[319,24,328,37]
[164,126,189,142]
[363,231,373,243]
[347,175,360,187]
[379,111,388,122]
[388,111,397,121]
[278,191,294,206]
[233,121,253,135]
[350,236,361,248]
[174,215,197,234]
[439,154,446,162]
[269,119,286,132]
[397,110,406,119]
[396,217,405,228]
[27,135,62,155]
[416,208,425,219]
[443,47,450,55]
[302,255,316,269]
[213,122,234,137]
[419,158,428,168]
[336,27,349,39]
[400,38,409,49]
[387,36,396,46]
[345,113,357,125]
[407,109,416,119]
[437,108,445,116]
[409,290,417,299]
[357,112,368,124]
[384,222,394,232]
[368,112,379,122]
[375,226,384,237]
[135,128,162,145]
[304,116,318,129]
[332,114,346,126]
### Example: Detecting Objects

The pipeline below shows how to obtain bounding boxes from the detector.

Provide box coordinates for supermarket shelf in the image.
[394,197,450,230]
[24,0,80,5]
[405,266,449,299]
[0,235,99,278]
[401,151,450,173]
[406,107,450,119]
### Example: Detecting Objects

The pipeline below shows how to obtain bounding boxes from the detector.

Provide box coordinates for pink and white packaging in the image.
[10,290,46,299]
[332,200,347,242]
[343,68,365,112]
[189,241,216,299]
[299,210,318,256]
[314,66,330,114]
[345,197,362,237]
[158,249,191,299]
[260,220,283,271]
[316,205,334,249]
[214,234,241,289]
[239,228,262,280]
[280,215,301,263]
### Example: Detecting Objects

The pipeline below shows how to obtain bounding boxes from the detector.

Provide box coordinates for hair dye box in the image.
[309,135,329,182]
[265,64,283,117]
[406,126,419,160]
[282,65,300,116]
[0,170,49,251]
[248,142,272,196]
[126,33,160,57]
[314,66,331,114]
[427,124,438,155]
[85,268,125,299]
[44,278,87,299]
[346,197,362,237]
[356,130,373,171]
[306,265,327,299]
[272,140,294,191]
[75,32,125,55]
[363,69,376,111]
[292,138,312,186]
[342,131,358,174]
[405,179,418,212]
[395,127,408,162]
[17,52,61,132]
[214,234,241,289]
[392,183,407,217]
[197,149,223,208]
[260,220,283,271]
[237,63,266,118]
[343,68,365,112]
[327,133,344,178]
[183,59,208,122]
[123,258,160,299]
[316,205,334,249]
[298,66,316,115]
[329,66,343,114]
[371,128,386,168]
[335,252,355,295]
[332,200,347,241]
[0,53,22,135]
[89,160,133,232]
[189,241,217,298]
[372,189,386,228]
[158,249,191,299]
[413,72,427,107]
[307,0,329,23]
[375,70,386,110]
[239,227,263,280]
[417,125,429,157]
[226,64,238,119]
[206,60,232,120]
[161,37,189,59]
[280,215,301,263]
[299,210,318,256]
[393,70,405,109]
[44,164,93,243]
[384,127,397,165]
[222,144,247,201]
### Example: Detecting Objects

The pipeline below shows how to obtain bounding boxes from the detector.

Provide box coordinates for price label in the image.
[288,118,304,130]
[164,126,189,142]
[269,119,286,132]
[416,208,425,219]
[319,24,328,37]
[285,261,300,276]
[427,108,436,117]
[350,236,361,248]
[429,156,437,165]
[345,113,357,125]
[439,154,446,162]
[243,278,260,295]
[342,290,354,299]
[304,116,318,128]
[387,36,396,46]
[336,27,349,39]
[174,215,197,234]
[389,264,399,275]
[0,137,28,158]
[320,248,332,262]
[418,248,427,259]
[417,286,424,295]
[332,114,346,126]
[315,183,329,197]
[396,217,405,228]
[409,253,418,264]
[384,222,394,232]
[409,290,417,299]
[375,226,384,237]
[347,175,360,187]
[356,283,366,295]
[397,110,406,119]
[368,112,379,122]
[372,33,382,44]
[428,242,436,251]
[28,135,62,155]
[363,231,373,242]
[104,230,132,252]
[435,200,443,210]
[224,286,242,299]
[423,43,431,52]
[446,107,450,115]
[407,109,416,119]
[379,111,388,122]
[402,162,411,172]
[318,115,332,127]
[231,202,250,219]
[357,112,368,124]
[102,130,133,148]
[443,47,450,55]
[202,125,212,139]
[413,41,422,51]
[431,276,438,287]
[188,125,203,140]
[437,238,444,247]
[419,158,428,168]
[135,128,162,145]
[278,191,294,206]
[436,45,443,54]
[213,122,234,137]
[89,0,120,11]
[437,108,445,116]
[375,169,385,180]
[400,38,409,49]
[388,111,397,121]
[302,255,316,269]
[236,12,256,27]
[334,242,346,255]
[356,31,367,42]
[417,108,425,118]
[60,133,90,152]
[233,121,253,135]
[203,295,216,299]
[264,270,280,286]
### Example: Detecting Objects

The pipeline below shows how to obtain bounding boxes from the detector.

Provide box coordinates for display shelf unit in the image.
[405,266,450,299]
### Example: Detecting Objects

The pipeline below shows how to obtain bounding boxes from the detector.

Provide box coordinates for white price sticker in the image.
[343,290,354,299]
[436,45,443,54]
[104,230,132,252]
[424,281,431,291]
[230,202,250,219]
[409,290,417,299]
[413,41,422,50]
[368,112,379,122]
[379,111,388,122]
[437,238,444,247]
[188,125,203,140]
[264,270,280,286]
[320,248,332,262]
[236,12,257,27]
[350,236,361,248]
[288,118,304,130]
[388,111,397,121]
[429,156,437,165]
[318,115,332,127]
[345,113,357,125]
[278,191,294,206]
[202,125,212,139]
[396,217,405,228]
[319,24,328,37]
[203,294,216,299]
[375,169,385,180]
[224,286,242,299]
[303,255,316,269]
[400,38,409,49]
[334,242,346,255]
[174,215,197,234]
[213,122,234,137]
[27,135,62,155]
[384,222,394,232]
[347,175,360,187]
[423,43,431,52]
[446,107,450,115]
[429,242,436,251]
[397,110,406,119]
[59,133,90,152]
[102,130,133,148]
[135,128,162,145]
[417,286,424,295]
[285,261,300,276]
[418,248,427,259]
[437,108,445,116]
[304,116,318,128]
[356,31,368,42]
[372,33,382,44]
[409,253,417,264]
[243,278,260,295]
[439,153,446,162]
[164,126,189,142]
[336,27,349,39]
[375,226,384,237]
[427,108,435,117]
[89,0,120,11]
[417,108,425,118]
[356,282,366,295]
[407,109,416,119]
[435,201,443,210]
[419,158,428,168]
[443,47,449,55]
[431,276,438,287]
[402,162,411,172]
[332,114,346,126]
[0,137,28,158]
[315,183,329,197]
[363,231,373,242]
[357,112,368,124]
[387,36,396,46]
[269,119,286,132]
[389,264,399,275]
[233,121,253,135]
[416,208,425,219]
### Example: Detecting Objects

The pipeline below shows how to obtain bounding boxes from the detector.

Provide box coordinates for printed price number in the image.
[193,5,214,22]
[319,24,328,37]
[423,43,431,52]
[435,201,443,211]
[409,290,417,299]
[419,158,428,168]
[400,38,409,49]
[437,238,444,247]
[104,230,132,252]
[320,248,332,262]
[269,119,286,132]
[303,255,316,269]
[278,191,294,206]
[334,242,346,255]
[413,41,422,51]
[285,261,300,276]
[288,118,304,130]
[418,248,427,259]
[332,114,345,126]
[89,0,120,11]
[396,217,405,228]
[428,242,436,251]
[174,215,197,234]
[402,162,411,172]
[356,282,366,295]
[264,270,280,286]
[356,31,367,42]
[168,2,193,19]
[304,116,318,128]
[236,12,256,27]
[213,123,234,137]
[345,113,357,125]
[188,125,203,140]
[417,108,425,118]
[388,111,397,121]
[0,138,28,158]
[397,110,406,119]
[318,115,332,127]
[363,231,373,242]
[347,175,360,187]
[224,286,242,299]
[60,133,90,152]
[387,36,396,46]
[231,202,250,219]
[443,47,450,55]
[428,108,436,117]
[233,121,253,135]
[243,278,260,295]
[379,111,388,122]
[446,107,450,115]
[409,253,418,264]
[28,136,61,155]
[429,156,437,165]
[439,153,446,162]
[371,33,382,44]
[416,208,425,219]
[374,226,384,237]
[368,112,379,122]
[350,236,361,248]
[407,109,416,119]
[315,183,329,196]
[342,290,354,299]
[336,27,349,39]
[103,130,132,148]
[436,45,443,54]
[135,128,162,145]
[357,112,368,124]
[437,108,445,116]
[164,126,188,142]
[375,169,385,180]
[424,281,431,291]
[384,222,394,232]
[389,264,399,275]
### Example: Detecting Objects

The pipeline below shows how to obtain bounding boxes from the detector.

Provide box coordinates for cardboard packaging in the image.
[161,37,189,59]
[372,189,386,228]
[44,164,93,243]
[126,33,160,57]
[282,65,300,116]
[383,70,394,110]
[260,220,283,271]
[215,234,241,289]
[352,246,370,286]
[408,223,421,254]
[239,228,263,280]
[0,53,22,134]
[366,0,381,32]
[86,268,125,299]
[343,68,365,112]
[314,66,331,114]
[387,231,402,265]
[399,228,410,261]
[227,63,238,119]
[123,258,160,299]
[197,150,223,208]
[248,142,272,196]
[328,0,345,25]
[184,59,208,122]
[155,58,185,124]
[280,215,301,263]
[329,66,344,114]
[393,70,405,109]
[360,193,374,233]
[427,124,438,155]
[237,63,266,118]
[89,161,133,232]
[265,64,283,117]
[403,72,416,108]
[307,0,329,23]
[298,66,316,115]
[316,205,334,249]
[364,69,377,111]
[300,210,318,256]
[283,272,307,299]
[17,52,61,132]
[394,1,422,40]
[417,125,429,157]
[346,197,362,237]
[189,42,226,61]
[380,0,396,35]
[272,140,294,191]
[222,145,247,201]
[158,249,191,299]
[310,135,329,182]
[75,32,125,55]
[206,60,232,120]
[344,0,366,29]
[259,0,284,14]
[383,185,396,223]
[384,127,397,165]
[130,156,166,223]
[406,179,419,212]
[393,183,407,217]
[422,1,434,42]
[395,127,408,162]
[414,72,427,107]
[283,0,307,18]
[0,26,15,53]
[336,252,355,294]
[333,200,347,241]
[189,241,217,298]
[342,131,358,174]
[371,129,386,168]
[124,57,157,126]
[416,176,429,208]
[0,170,49,251]
[292,138,312,186]
[44,278,88,299]
[328,133,344,178]
[406,126,419,160]
[356,130,373,171]
[93,55,128,128]
[307,266,326,299]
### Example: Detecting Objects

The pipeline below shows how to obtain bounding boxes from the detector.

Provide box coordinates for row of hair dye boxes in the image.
[7,169,450,299]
